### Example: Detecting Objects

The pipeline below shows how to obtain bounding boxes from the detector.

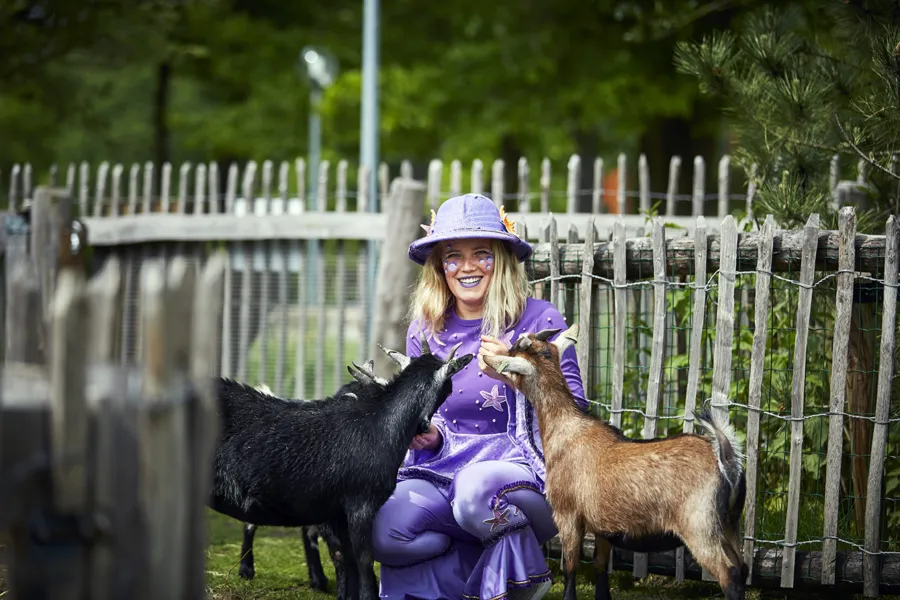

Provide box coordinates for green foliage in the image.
[1,0,753,180]
[674,0,900,233]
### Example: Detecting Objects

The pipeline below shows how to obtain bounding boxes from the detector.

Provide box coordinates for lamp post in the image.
[360,0,380,356]
[298,46,338,208]
[297,46,338,318]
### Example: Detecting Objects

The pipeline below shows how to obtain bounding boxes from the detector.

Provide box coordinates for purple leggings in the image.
[372,460,558,599]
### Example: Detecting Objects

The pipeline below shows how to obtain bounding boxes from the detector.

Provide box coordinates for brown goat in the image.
[485,323,748,600]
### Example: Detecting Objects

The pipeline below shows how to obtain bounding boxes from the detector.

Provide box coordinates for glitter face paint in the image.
[440,239,496,318]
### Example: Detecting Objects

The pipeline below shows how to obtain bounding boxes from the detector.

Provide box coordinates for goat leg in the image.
[679,529,746,600]
[239,523,258,579]
[302,525,330,592]
[592,538,613,600]
[330,516,359,600]
[556,517,584,600]
[346,507,380,600]
[320,522,348,600]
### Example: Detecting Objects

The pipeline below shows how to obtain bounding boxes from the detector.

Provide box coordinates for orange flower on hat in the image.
[420,209,437,236]
[498,205,515,234]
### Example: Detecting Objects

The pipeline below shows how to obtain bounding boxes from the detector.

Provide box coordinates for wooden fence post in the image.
[633,217,667,579]
[781,213,820,588]
[862,215,899,597]
[741,214,776,584]
[822,206,857,584]
[372,177,426,377]
[677,214,709,581]
[5,212,43,364]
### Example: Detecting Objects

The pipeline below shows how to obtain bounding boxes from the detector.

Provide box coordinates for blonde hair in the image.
[407,238,531,342]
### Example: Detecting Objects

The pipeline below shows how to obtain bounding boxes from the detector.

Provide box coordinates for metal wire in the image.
[529,268,899,291]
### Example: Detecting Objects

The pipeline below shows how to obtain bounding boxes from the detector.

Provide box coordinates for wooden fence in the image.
[2,171,897,597]
[0,187,227,599]
[532,207,900,597]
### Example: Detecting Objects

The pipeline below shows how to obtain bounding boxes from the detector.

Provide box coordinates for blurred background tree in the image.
[2,0,781,208]
[675,0,900,231]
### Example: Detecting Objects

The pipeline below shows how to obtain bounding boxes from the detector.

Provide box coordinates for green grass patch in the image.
[205,509,891,600]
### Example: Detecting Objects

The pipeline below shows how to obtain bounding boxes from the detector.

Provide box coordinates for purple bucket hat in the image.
[407,193,533,265]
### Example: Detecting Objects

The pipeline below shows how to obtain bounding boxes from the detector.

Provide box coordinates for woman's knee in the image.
[371,479,462,566]
[450,461,552,539]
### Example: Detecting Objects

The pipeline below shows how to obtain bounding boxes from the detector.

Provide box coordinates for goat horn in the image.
[377,343,412,371]
[347,362,373,384]
[446,341,463,362]
[420,331,431,354]
[355,360,389,386]
[534,328,561,341]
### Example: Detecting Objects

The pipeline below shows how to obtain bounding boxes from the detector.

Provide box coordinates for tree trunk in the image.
[847,295,877,538]
[154,61,171,175]
[500,134,522,211]
[573,128,600,213]
[639,114,723,216]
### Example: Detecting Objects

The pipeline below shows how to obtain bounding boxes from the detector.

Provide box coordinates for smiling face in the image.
[440,238,495,318]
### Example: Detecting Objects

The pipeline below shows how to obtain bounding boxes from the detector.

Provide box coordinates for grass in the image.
[204,509,893,600]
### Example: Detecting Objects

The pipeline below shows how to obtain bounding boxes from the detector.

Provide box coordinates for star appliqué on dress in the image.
[482,508,511,532]
[480,384,506,411]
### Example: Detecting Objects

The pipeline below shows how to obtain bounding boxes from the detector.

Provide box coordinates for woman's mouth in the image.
[457,276,482,289]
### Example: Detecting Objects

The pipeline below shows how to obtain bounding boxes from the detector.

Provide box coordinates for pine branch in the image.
[835,115,900,181]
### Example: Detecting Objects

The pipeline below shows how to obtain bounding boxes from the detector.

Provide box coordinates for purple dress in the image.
[371,297,587,599]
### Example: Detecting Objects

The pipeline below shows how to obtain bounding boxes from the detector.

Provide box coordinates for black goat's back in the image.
[210,378,400,527]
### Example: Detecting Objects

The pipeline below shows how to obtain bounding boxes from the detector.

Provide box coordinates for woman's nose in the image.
[460,256,480,270]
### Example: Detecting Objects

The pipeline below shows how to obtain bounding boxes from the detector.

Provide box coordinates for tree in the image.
[674,0,900,231]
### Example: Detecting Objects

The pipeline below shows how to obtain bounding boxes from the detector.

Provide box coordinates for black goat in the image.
[233,361,387,597]
[209,338,472,600]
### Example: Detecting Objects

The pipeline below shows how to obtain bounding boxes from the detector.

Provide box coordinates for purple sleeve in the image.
[535,306,589,412]
[405,320,449,459]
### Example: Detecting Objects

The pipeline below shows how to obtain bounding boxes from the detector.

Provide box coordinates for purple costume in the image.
[371,297,587,599]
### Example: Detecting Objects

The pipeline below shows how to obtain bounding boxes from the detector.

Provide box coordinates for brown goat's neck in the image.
[521,368,585,444]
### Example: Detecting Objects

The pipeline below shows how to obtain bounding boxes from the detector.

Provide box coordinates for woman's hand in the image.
[409,423,442,451]
[478,335,516,389]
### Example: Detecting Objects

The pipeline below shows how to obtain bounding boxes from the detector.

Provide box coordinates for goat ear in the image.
[420,331,431,355]
[534,327,561,341]
[364,358,375,371]
[377,343,412,371]
[551,323,579,354]
[512,335,532,350]
[491,355,535,377]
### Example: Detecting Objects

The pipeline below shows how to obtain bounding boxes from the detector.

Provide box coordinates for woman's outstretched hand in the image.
[409,422,442,451]
[478,335,516,389]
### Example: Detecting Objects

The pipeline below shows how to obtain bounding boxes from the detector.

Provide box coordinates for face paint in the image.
[443,260,459,273]
[480,254,494,270]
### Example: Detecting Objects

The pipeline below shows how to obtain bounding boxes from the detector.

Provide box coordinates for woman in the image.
[371,193,588,599]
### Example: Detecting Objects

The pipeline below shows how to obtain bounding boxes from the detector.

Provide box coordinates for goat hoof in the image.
[309,575,330,592]
[238,564,255,580]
